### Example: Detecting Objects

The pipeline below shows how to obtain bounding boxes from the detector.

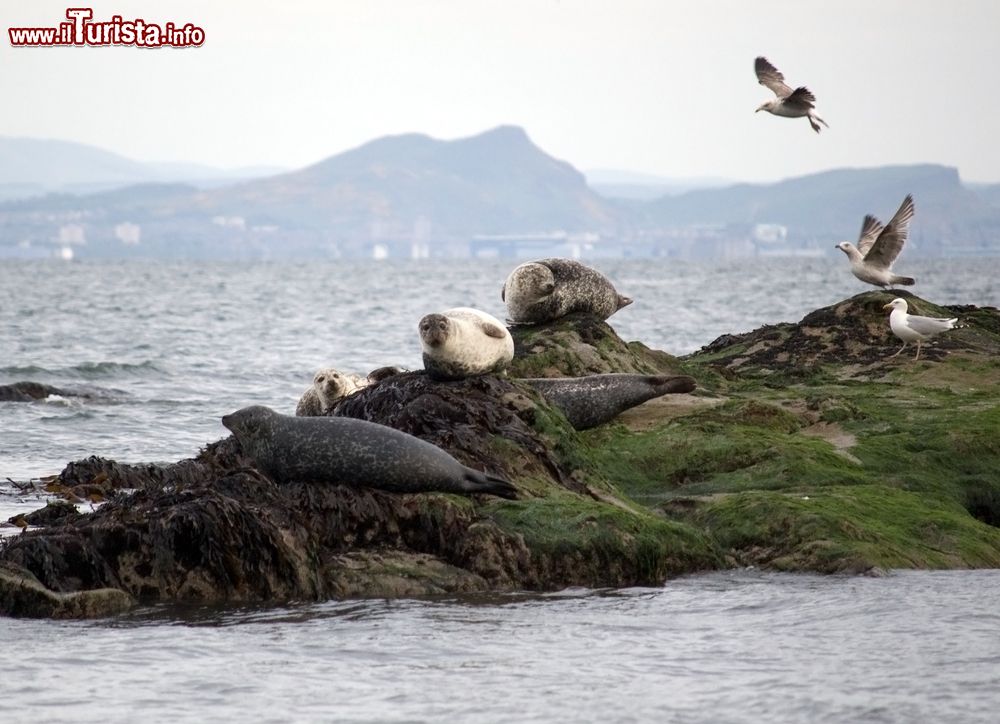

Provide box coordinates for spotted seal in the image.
[222,405,517,498]
[520,373,697,430]
[501,258,633,325]
[295,367,367,417]
[419,307,514,381]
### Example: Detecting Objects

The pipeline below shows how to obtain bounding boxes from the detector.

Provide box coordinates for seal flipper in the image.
[617,294,634,310]
[461,468,518,499]
[479,321,507,339]
[650,375,697,394]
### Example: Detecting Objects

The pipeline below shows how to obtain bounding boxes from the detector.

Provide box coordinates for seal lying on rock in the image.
[419,307,514,381]
[502,258,633,325]
[296,367,367,416]
[519,373,697,430]
[223,405,518,499]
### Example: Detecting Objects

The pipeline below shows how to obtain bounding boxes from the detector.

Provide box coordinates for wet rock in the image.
[508,313,686,378]
[0,561,134,618]
[694,291,1000,375]
[333,371,583,491]
[0,381,114,403]
[19,501,81,527]
[0,381,76,402]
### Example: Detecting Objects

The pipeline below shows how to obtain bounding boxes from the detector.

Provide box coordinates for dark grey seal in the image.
[222,405,517,499]
[502,258,633,325]
[520,374,697,430]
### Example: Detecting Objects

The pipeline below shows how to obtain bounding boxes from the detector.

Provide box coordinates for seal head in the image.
[296,367,366,416]
[419,314,451,349]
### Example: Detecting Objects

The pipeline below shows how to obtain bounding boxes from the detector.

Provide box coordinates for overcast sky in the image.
[4,0,999,182]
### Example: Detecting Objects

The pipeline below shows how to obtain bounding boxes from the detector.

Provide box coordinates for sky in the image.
[3,0,1000,183]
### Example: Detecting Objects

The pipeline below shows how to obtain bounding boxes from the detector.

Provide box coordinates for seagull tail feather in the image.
[892,275,916,286]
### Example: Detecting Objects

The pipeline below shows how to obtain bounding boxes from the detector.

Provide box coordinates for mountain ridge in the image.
[2,127,999,259]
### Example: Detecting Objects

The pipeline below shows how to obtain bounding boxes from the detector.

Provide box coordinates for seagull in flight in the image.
[836,195,916,289]
[755,57,828,133]
[883,298,957,361]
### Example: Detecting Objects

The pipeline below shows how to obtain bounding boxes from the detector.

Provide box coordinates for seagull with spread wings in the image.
[754,56,828,133]
[836,195,917,289]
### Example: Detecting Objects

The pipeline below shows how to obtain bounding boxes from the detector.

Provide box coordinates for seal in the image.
[501,258,633,325]
[419,307,514,381]
[295,367,367,416]
[366,366,408,384]
[222,405,518,499]
[519,373,697,430]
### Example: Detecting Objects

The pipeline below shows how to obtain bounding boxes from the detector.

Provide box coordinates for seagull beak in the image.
[882,303,893,311]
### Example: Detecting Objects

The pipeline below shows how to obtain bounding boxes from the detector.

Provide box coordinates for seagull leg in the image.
[914,341,922,361]
[889,342,906,359]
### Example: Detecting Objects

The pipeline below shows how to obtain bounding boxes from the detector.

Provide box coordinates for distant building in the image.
[115,222,141,245]
[470,231,605,258]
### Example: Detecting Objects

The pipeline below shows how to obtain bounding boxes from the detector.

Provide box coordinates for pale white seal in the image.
[295,367,368,416]
[419,307,514,381]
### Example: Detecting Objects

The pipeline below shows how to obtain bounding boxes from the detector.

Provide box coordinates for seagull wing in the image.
[781,86,817,111]
[856,214,884,257]
[905,314,956,337]
[755,57,793,98]
[864,195,915,269]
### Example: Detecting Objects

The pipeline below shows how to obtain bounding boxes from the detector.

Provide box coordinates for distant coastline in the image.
[2,128,999,261]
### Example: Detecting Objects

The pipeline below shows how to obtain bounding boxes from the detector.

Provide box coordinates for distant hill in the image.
[0,126,626,258]
[0,136,284,200]
[640,165,1000,255]
[2,127,1000,259]
[203,125,623,234]
[586,169,734,200]
[972,182,1000,209]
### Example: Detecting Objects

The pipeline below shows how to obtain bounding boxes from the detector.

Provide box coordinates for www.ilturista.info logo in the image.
[9,8,205,48]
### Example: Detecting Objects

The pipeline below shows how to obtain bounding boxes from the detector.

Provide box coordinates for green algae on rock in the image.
[508,313,686,378]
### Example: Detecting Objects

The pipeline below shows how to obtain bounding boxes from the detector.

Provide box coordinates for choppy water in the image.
[2,258,1000,722]
[2,570,999,723]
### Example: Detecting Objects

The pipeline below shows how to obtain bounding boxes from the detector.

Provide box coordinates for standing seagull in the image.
[836,195,916,289]
[754,57,828,133]
[883,298,957,361]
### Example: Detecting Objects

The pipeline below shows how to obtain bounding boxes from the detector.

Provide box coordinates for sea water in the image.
[1,258,999,722]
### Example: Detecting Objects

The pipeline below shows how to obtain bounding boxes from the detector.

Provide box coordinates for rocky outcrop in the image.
[5,297,1000,618]
[508,313,685,378]
[1,335,720,617]
[0,381,98,402]
[695,291,1000,374]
